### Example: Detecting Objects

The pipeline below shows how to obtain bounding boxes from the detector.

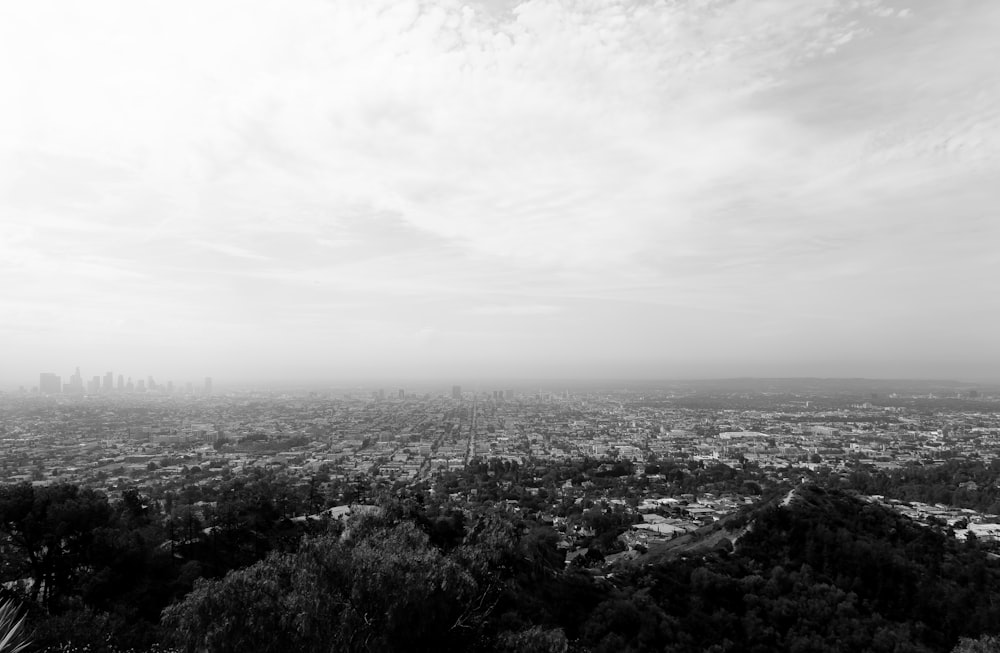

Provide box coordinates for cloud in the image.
[467,304,562,316]
[193,241,271,261]
[0,0,997,382]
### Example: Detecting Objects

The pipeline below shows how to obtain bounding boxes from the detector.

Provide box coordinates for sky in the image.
[1,0,998,388]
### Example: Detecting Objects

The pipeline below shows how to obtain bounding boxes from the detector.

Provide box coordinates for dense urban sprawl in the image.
[3,379,1000,551]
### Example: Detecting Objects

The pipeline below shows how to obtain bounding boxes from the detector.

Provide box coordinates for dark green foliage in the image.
[953,635,1000,652]
[0,484,194,651]
[163,512,494,653]
[844,459,1000,515]
[594,485,1000,652]
[6,479,1000,652]
[0,483,112,610]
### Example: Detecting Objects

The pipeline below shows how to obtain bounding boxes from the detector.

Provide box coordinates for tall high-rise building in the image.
[117,374,124,391]
[103,372,113,392]
[204,377,213,396]
[452,385,462,400]
[68,367,84,394]
[39,373,62,395]
[398,388,405,399]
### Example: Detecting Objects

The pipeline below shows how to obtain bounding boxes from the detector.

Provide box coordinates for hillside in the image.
[160,485,1000,652]
[606,484,1000,652]
[6,482,1000,652]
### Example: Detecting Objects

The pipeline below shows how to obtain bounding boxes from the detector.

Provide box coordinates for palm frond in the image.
[0,598,31,653]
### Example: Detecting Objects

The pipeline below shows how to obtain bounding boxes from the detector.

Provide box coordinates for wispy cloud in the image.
[0,0,997,381]
[467,305,562,316]
[193,241,271,261]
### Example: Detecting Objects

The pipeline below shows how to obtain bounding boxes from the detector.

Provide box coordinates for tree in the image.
[0,483,112,611]
[163,514,483,653]
[162,551,303,653]
[953,635,1000,652]
[496,626,568,653]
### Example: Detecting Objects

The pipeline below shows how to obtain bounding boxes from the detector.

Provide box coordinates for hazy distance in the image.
[1,0,998,388]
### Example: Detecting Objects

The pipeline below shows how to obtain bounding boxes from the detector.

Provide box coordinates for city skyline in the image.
[1,1,998,385]
[12,364,998,397]
[32,365,213,395]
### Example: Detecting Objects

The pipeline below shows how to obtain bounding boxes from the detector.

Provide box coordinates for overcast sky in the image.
[1,0,997,387]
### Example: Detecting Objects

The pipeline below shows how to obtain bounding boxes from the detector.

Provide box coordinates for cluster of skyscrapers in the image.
[451,385,515,401]
[37,367,212,396]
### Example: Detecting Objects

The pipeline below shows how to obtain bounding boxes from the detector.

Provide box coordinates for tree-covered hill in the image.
[603,485,1000,652]
[160,485,1000,653]
[4,481,1000,652]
